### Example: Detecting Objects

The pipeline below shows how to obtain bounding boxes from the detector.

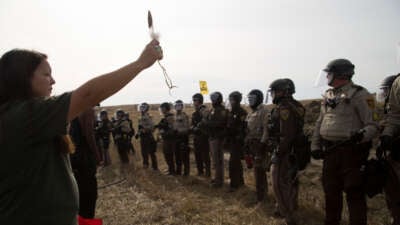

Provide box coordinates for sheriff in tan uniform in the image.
[137,103,158,170]
[379,74,400,225]
[156,103,176,175]
[245,89,269,202]
[173,100,191,176]
[311,59,378,225]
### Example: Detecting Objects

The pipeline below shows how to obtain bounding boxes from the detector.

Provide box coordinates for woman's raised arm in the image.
[68,40,162,121]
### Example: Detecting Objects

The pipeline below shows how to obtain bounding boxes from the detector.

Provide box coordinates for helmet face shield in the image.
[264,90,271,104]
[376,87,390,103]
[248,94,258,107]
[210,92,220,103]
[174,102,184,111]
[138,103,149,113]
[315,70,330,87]
[159,107,168,115]
[116,111,124,119]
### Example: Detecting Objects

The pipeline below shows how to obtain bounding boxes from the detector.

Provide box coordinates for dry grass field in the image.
[94,100,392,225]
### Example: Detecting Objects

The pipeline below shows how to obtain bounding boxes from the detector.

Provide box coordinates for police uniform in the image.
[138,113,158,170]
[191,105,211,176]
[95,118,113,166]
[270,98,305,224]
[245,104,269,201]
[226,106,247,189]
[203,104,228,186]
[174,111,190,176]
[157,112,176,175]
[311,82,378,225]
[113,118,133,164]
[381,76,400,225]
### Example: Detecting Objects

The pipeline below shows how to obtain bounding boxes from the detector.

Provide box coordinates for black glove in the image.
[311,149,324,160]
[350,129,365,143]
[380,135,393,151]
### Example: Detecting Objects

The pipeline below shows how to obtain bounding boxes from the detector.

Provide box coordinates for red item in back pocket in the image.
[78,215,103,225]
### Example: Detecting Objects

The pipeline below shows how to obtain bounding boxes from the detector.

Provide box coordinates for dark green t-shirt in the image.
[0,93,79,225]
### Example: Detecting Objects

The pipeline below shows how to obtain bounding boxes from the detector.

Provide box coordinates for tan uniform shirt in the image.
[311,82,378,150]
[383,76,400,137]
[245,104,269,143]
[138,113,155,133]
[174,111,190,134]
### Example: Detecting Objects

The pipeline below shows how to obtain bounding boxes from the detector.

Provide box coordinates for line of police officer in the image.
[94,58,399,225]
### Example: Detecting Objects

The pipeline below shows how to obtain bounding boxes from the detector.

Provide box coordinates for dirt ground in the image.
[94,102,392,225]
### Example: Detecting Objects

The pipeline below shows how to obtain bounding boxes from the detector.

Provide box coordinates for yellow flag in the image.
[199,81,209,95]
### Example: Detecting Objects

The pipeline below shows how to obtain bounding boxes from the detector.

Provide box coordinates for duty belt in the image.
[321,138,352,148]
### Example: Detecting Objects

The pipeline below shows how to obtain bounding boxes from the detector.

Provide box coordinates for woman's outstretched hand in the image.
[137,39,163,70]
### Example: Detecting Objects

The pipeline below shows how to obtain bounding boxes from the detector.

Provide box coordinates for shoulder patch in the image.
[280,109,290,121]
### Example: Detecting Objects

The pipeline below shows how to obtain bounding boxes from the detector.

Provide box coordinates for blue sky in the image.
[1,0,399,105]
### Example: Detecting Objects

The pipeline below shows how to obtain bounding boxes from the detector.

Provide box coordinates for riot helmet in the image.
[115,109,125,120]
[247,89,263,109]
[159,102,171,115]
[174,99,185,111]
[210,92,223,107]
[227,91,242,109]
[192,93,204,104]
[138,102,150,113]
[267,78,295,104]
[377,74,400,103]
[100,109,108,120]
[316,58,355,86]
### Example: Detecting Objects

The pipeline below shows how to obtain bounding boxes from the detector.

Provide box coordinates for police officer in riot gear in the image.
[113,109,133,165]
[191,93,211,177]
[377,74,400,114]
[378,74,400,225]
[225,91,247,191]
[245,89,269,202]
[202,92,228,187]
[137,102,158,170]
[173,100,190,176]
[268,78,305,225]
[311,59,378,225]
[156,102,176,175]
[95,110,113,166]
[124,112,136,155]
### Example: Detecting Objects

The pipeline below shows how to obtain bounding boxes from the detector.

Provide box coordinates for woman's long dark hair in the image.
[0,49,47,105]
[0,49,74,153]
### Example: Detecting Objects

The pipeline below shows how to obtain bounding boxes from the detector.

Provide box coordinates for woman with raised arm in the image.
[0,39,162,225]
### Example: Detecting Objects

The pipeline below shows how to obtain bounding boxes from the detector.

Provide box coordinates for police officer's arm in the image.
[240,110,248,138]
[311,104,324,151]
[68,40,162,122]
[353,90,379,141]
[260,108,269,143]
[183,113,190,133]
[383,77,400,137]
